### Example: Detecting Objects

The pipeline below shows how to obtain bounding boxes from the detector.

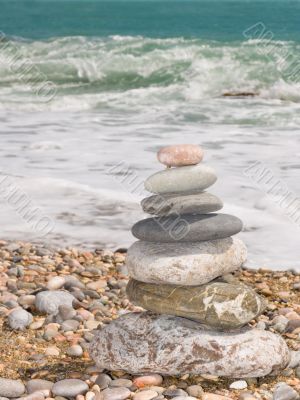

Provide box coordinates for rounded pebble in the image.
[102,387,131,400]
[133,390,158,400]
[67,344,83,357]
[186,385,203,398]
[287,351,300,369]
[238,393,257,400]
[0,378,25,398]
[8,308,33,330]
[144,165,217,195]
[57,306,77,321]
[109,379,133,388]
[52,379,89,397]
[35,291,75,315]
[272,382,299,400]
[133,376,163,389]
[229,380,248,390]
[141,192,223,217]
[47,276,66,290]
[131,213,243,243]
[202,395,232,400]
[95,374,112,390]
[157,144,204,167]
[163,389,187,398]
[86,392,96,400]
[26,379,54,394]
[173,397,197,400]
[30,319,45,330]
[61,319,80,332]
[45,346,60,356]
[21,392,45,400]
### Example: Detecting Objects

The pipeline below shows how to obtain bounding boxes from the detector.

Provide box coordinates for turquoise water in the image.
[1,0,300,100]
[1,0,300,41]
[0,0,300,268]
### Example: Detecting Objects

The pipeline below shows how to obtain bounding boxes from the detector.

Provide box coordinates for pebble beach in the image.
[1,240,300,400]
[1,0,300,398]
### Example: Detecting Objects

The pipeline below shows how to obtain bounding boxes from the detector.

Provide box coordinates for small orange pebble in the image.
[54,334,67,342]
[133,374,163,388]
[285,311,300,319]
[286,378,300,386]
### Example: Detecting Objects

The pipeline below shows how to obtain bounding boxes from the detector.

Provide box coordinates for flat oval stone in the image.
[126,238,247,285]
[0,378,25,398]
[157,144,204,167]
[141,192,223,216]
[126,279,266,330]
[102,387,131,400]
[26,379,54,394]
[52,379,88,397]
[145,165,217,194]
[131,214,242,242]
[90,312,290,377]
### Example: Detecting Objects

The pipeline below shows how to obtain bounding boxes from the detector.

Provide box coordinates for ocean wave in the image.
[0,35,300,114]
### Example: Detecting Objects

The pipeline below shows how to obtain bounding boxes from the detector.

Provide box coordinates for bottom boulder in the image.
[90,312,290,378]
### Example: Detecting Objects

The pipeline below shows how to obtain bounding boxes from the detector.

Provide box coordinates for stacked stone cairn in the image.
[90,144,290,378]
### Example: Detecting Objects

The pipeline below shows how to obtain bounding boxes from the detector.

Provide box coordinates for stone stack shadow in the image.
[90,144,290,378]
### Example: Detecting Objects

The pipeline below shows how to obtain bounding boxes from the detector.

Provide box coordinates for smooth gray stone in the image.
[26,379,54,394]
[144,165,217,194]
[141,192,223,216]
[0,378,25,398]
[35,290,75,315]
[272,382,299,400]
[95,374,112,389]
[8,308,33,330]
[109,379,133,388]
[131,214,243,243]
[102,387,131,400]
[287,350,300,368]
[126,238,247,285]
[126,279,266,330]
[4,300,18,309]
[67,344,83,357]
[52,379,88,397]
[131,213,242,242]
[163,389,187,397]
[61,319,80,332]
[57,305,77,321]
[90,312,290,378]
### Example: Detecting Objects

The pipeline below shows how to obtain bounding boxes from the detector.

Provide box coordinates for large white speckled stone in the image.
[126,238,247,286]
[145,165,217,194]
[90,312,290,377]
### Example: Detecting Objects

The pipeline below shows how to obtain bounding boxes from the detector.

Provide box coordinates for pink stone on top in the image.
[157,144,203,167]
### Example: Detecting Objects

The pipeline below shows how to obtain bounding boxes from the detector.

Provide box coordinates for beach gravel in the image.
[0,240,299,399]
